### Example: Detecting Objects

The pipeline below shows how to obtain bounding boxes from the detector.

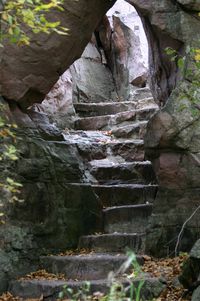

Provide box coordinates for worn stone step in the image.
[78,139,145,162]
[74,108,157,131]
[40,254,143,281]
[9,277,165,300]
[111,121,147,139]
[78,233,146,253]
[89,160,156,185]
[63,130,145,161]
[103,204,153,234]
[92,184,157,207]
[74,100,157,117]
[130,87,153,100]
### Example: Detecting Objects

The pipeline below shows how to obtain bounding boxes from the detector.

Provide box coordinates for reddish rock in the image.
[0,0,115,108]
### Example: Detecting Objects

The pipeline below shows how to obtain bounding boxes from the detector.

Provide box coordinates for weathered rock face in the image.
[145,84,200,256]
[126,0,200,256]
[0,101,102,293]
[71,41,117,103]
[0,0,115,109]
[32,70,75,129]
[126,0,200,102]
[99,0,149,100]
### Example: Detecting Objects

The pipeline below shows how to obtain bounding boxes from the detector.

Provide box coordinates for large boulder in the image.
[71,41,117,103]
[0,0,115,109]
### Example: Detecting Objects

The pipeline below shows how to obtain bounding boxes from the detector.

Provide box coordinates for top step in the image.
[74,98,158,117]
[73,87,153,105]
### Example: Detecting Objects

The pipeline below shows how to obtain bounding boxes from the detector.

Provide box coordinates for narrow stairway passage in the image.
[9,88,166,300]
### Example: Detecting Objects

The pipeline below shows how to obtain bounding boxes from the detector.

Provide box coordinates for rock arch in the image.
[0,0,200,258]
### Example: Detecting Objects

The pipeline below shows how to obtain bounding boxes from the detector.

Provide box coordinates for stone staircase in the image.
[9,88,166,300]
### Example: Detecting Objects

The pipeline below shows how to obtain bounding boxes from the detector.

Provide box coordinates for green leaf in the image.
[177,58,185,69]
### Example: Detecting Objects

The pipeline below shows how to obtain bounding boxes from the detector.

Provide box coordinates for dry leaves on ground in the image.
[142,255,191,301]
[20,269,66,281]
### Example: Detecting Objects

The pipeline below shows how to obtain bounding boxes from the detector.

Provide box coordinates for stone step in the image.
[92,184,157,207]
[130,87,153,100]
[103,204,153,234]
[79,233,146,253]
[9,277,165,300]
[74,99,157,117]
[111,121,147,139]
[40,254,143,281]
[89,160,156,185]
[74,108,156,131]
[63,131,145,161]
[78,139,145,162]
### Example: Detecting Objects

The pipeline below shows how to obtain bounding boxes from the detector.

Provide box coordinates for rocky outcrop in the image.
[145,83,200,256]
[0,0,200,285]
[127,0,199,104]
[99,0,149,100]
[0,101,101,293]
[71,41,117,103]
[32,70,75,129]
[0,0,115,109]
[125,1,200,256]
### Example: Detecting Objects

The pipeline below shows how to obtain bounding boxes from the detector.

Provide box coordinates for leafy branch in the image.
[0,104,23,224]
[0,0,69,46]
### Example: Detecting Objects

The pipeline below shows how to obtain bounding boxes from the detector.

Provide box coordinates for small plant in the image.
[58,252,145,301]
[58,281,91,301]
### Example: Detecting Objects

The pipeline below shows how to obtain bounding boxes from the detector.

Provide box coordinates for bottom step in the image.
[41,254,143,281]
[10,277,166,300]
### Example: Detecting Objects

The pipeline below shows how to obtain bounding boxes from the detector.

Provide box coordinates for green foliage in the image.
[58,252,145,301]
[165,45,200,116]
[0,0,69,46]
[0,103,23,224]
